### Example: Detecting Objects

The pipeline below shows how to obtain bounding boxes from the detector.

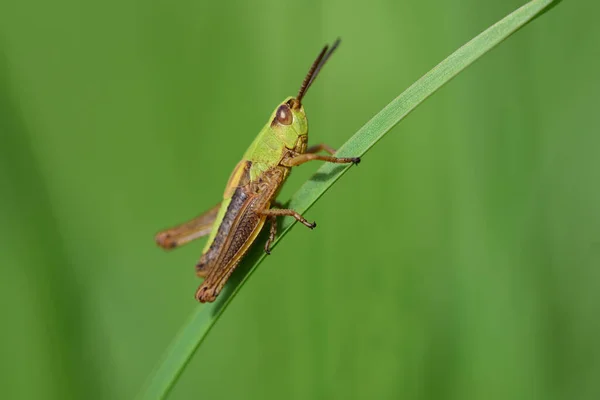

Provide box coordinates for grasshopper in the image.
[155,39,360,302]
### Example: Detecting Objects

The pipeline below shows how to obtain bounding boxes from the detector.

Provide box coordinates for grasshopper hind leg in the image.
[155,203,221,250]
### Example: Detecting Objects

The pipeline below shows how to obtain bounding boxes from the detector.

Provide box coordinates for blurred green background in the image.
[1,0,599,399]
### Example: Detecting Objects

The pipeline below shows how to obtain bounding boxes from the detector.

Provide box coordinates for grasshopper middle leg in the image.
[264,215,277,255]
[257,207,316,255]
[257,208,316,229]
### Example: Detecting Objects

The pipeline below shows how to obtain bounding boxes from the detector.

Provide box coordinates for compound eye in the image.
[276,104,293,125]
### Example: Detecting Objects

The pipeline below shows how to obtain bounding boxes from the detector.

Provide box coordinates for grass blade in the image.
[138,0,559,398]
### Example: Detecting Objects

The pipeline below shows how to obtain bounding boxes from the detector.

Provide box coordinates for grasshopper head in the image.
[271,97,307,137]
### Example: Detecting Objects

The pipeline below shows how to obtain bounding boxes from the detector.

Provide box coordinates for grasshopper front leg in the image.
[281,147,360,167]
[306,143,337,155]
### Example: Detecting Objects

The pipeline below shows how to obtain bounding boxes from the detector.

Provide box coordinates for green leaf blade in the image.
[138,1,559,398]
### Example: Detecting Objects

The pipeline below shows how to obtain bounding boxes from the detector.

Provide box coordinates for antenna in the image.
[296,39,341,104]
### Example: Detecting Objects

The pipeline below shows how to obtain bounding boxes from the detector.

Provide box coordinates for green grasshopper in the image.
[155,39,360,302]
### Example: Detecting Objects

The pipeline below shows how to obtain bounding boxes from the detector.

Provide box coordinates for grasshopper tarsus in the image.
[352,157,361,165]
[310,221,317,229]
[264,239,273,255]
